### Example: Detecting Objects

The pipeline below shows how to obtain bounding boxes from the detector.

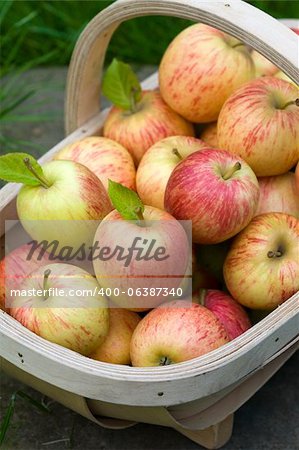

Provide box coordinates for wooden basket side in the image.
[65,0,299,134]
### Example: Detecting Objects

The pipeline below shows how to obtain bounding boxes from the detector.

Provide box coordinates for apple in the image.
[0,244,50,311]
[255,172,299,218]
[89,308,141,365]
[200,122,219,148]
[164,148,260,244]
[218,77,299,176]
[17,159,112,249]
[194,289,251,340]
[130,300,229,367]
[251,50,278,77]
[296,160,299,192]
[159,23,255,123]
[53,136,136,191]
[10,263,109,355]
[275,71,299,87]
[224,212,299,309]
[103,90,194,165]
[136,136,207,210]
[93,206,190,311]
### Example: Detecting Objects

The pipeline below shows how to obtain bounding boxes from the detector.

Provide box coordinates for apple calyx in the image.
[222,162,241,180]
[280,98,299,110]
[159,356,172,366]
[43,269,51,300]
[23,158,51,189]
[172,148,183,160]
[267,249,283,259]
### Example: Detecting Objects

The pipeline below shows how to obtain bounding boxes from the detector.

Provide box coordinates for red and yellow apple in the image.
[17,160,112,249]
[251,50,278,77]
[92,206,190,311]
[0,244,50,311]
[10,263,109,355]
[218,77,299,176]
[194,289,251,340]
[255,172,299,218]
[89,308,141,365]
[165,148,260,244]
[130,300,229,367]
[54,136,136,191]
[224,212,299,309]
[103,90,194,164]
[200,122,219,148]
[136,136,207,210]
[159,23,255,123]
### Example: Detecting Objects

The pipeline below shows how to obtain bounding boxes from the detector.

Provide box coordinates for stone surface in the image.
[1,67,298,450]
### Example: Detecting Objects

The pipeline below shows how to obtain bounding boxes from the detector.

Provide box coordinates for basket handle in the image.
[65,0,299,134]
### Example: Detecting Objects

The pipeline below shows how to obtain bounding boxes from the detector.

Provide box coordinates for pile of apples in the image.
[0,23,298,368]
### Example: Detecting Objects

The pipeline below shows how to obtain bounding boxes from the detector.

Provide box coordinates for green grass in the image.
[1,0,298,70]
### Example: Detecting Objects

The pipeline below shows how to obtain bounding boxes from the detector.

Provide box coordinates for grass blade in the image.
[0,393,16,446]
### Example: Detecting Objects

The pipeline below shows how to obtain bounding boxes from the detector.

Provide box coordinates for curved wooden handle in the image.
[65,0,299,134]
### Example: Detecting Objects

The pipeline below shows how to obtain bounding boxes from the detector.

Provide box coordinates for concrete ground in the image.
[1,68,299,450]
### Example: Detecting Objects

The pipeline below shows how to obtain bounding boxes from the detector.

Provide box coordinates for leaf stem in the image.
[129,87,138,113]
[23,158,51,189]
[134,206,146,227]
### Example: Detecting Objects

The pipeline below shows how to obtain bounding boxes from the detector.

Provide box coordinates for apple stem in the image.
[43,269,51,300]
[222,162,241,180]
[280,98,299,109]
[172,148,183,160]
[23,158,51,189]
[232,42,245,49]
[267,250,283,258]
[159,356,172,366]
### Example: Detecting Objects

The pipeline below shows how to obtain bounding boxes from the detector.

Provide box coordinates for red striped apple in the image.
[251,50,278,77]
[130,300,229,367]
[89,309,141,365]
[136,136,206,210]
[224,213,299,309]
[218,77,299,176]
[103,90,194,164]
[275,71,298,87]
[54,136,136,191]
[164,148,260,244]
[200,122,219,148]
[10,263,109,355]
[194,289,251,340]
[92,206,190,311]
[17,159,112,249]
[159,23,255,123]
[255,172,299,218]
[295,161,299,192]
[0,244,50,311]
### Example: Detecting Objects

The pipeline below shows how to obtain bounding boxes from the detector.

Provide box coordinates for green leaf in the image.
[0,152,46,186]
[108,179,145,221]
[102,58,142,111]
